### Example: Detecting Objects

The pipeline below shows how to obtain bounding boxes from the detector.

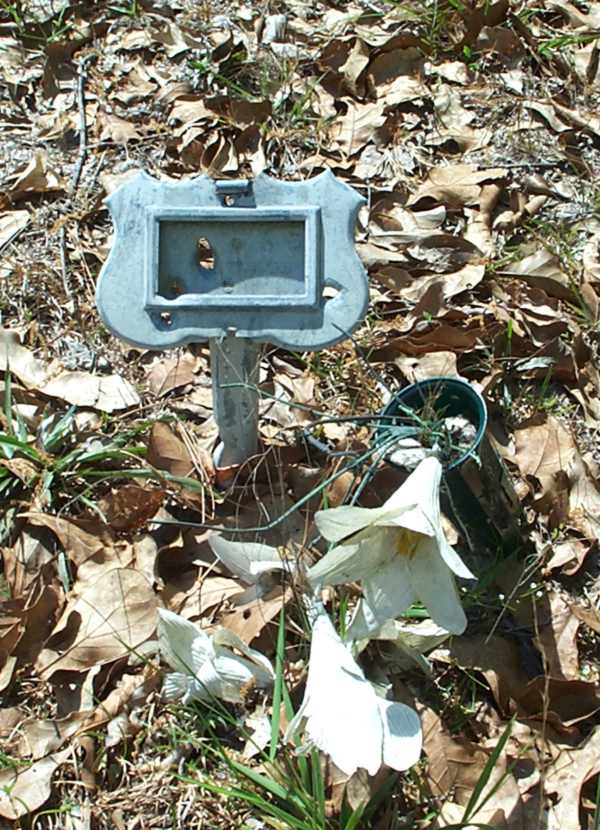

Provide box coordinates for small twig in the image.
[59,226,72,302]
[70,55,95,195]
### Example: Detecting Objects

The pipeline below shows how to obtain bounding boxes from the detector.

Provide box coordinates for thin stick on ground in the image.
[70,55,95,195]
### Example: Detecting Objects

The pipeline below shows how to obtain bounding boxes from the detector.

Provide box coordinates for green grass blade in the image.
[228,759,304,808]
[270,604,286,762]
[183,774,308,829]
[3,367,13,437]
[341,801,366,830]
[310,749,326,826]
[0,434,40,461]
[462,718,514,822]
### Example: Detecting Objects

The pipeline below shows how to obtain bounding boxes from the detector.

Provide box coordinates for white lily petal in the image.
[408,538,467,634]
[284,692,310,745]
[249,560,289,577]
[437,533,475,579]
[208,534,284,584]
[297,609,383,776]
[211,651,263,702]
[315,503,416,543]
[193,658,224,700]
[243,712,272,759]
[213,628,275,680]
[361,555,417,629]
[344,600,382,642]
[307,527,394,588]
[157,608,212,676]
[383,457,440,510]
[387,619,451,652]
[377,699,422,771]
[381,458,442,534]
[162,671,193,702]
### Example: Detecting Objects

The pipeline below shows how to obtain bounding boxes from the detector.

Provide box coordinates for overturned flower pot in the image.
[375,377,524,555]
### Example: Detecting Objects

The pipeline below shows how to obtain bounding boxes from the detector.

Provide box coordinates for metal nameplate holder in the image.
[96,170,368,470]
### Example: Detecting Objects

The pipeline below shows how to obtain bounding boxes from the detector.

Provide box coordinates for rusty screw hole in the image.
[196,237,215,270]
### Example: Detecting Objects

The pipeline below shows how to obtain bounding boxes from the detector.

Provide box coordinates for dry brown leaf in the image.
[42,371,140,412]
[447,634,531,716]
[176,574,242,620]
[330,101,385,155]
[497,248,573,300]
[429,86,488,150]
[221,587,289,643]
[445,634,600,729]
[543,537,589,574]
[420,706,524,828]
[548,0,600,30]
[24,513,134,588]
[169,95,213,130]
[525,101,571,133]
[99,113,142,144]
[534,591,580,680]
[8,153,65,197]
[545,726,600,830]
[12,581,62,665]
[0,210,29,247]
[509,417,600,545]
[98,485,165,533]
[17,711,88,759]
[0,748,71,819]
[370,322,483,359]
[0,329,53,388]
[147,353,198,397]
[0,331,140,410]
[408,163,506,208]
[511,416,577,496]
[394,351,459,383]
[35,568,156,678]
[147,421,194,478]
[337,37,369,94]
[571,602,600,635]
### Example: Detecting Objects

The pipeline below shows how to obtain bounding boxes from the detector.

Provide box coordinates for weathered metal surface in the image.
[96,169,368,469]
[210,335,261,468]
[96,169,368,351]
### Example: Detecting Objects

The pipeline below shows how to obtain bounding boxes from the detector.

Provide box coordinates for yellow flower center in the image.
[394,527,421,558]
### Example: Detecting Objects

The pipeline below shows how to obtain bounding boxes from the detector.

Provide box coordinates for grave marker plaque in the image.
[96,170,368,468]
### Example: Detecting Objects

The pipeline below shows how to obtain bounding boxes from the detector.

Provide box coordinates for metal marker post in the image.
[96,170,369,473]
[210,334,260,468]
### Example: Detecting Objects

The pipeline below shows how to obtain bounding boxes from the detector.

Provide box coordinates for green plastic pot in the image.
[376,377,488,471]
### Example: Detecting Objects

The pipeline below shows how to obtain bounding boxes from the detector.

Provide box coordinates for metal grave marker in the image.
[96,170,368,469]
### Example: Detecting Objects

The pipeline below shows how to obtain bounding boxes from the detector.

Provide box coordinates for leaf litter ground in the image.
[1,0,600,827]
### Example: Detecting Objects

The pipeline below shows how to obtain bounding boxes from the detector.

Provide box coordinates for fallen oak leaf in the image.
[0,210,29,248]
[0,330,140,411]
[533,590,580,680]
[35,568,157,678]
[42,371,140,412]
[0,748,71,820]
[99,112,142,145]
[23,513,135,589]
[544,726,600,830]
[16,711,88,760]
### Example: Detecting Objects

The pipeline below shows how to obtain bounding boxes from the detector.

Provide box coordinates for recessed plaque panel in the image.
[144,207,320,310]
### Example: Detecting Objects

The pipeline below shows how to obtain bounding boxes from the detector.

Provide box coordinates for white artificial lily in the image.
[307,457,475,635]
[157,608,274,705]
[284,600,422,777]
[351,616,451,673]
[208,533,292,602]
